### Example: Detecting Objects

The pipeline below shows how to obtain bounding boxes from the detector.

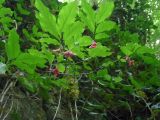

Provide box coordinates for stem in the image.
[52,88,62,120]
[75,100,78,120]
[69,100,75,120]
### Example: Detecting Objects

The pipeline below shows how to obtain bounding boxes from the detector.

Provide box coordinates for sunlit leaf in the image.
[5,29,21,60]
[0,0,5,5]
[120,46,132,56]
[80,0,95,32]
[12,53,46,74]
[96,21,116,33]
[0,7,12,17]
[40,38,60,45]
[95,33,109,40]
[96,0,114,23]
[78,36,92,46]
[57,63,65,72]
[35,0,59,38]
[88,44,111,57]
[58,1,77,33]
[52,79,69,89]
[63,21,84,42]
[113,76,122,83]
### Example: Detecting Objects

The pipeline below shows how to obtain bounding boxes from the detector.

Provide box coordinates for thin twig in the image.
[2,100,13,120]
[75,100,78,120]
[52,88,62,120]
[107,111,121,120]
[126,102,133,120]
[80,79,94,114]
[69,100,75,120]
[134,94,155,120]
[0,81,10,101]
[0,96,10,119]
[14,20,18,30]
[0,82,13,103]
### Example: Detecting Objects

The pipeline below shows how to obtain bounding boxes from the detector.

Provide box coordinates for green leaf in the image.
[12,53,46,74]
[97,69,111,81]
[19,77,35,92]
[28,49,54,64]
[28,49,45,58]
[40,38,60,45]
[63,21,84,48]
[0,0,5,5]
[120,46,132,56]
[95,33,109,40]
[52,79,69,89]
[88,44,111,57]
[96,21,116,33]
[81,0,95,21]
[113,76,122,83]
[0,62,7,74]
[141,56,157,64]
[0,17,12,24]
[120,43,141,56]
[58,1,77,33]
[57,64,65,72]
[120,58,126,62]
[102,61,114,67]
[17,53,46,67]
[65,38,75,49]
[80,0,95,32]
[57,55,64,63]
[79,12,94,32]
[0,8,12,17]
[35,0,59,38]
[63,21,84,43]
[5,29,21,60]
[96,0,114,23]
[71,46,85,58]
[78,36,92,46]
[129,0,136,9]
[13,61,35,74]
[17,3,30,15]
[130,78,143,89]
[136,46,155,55]
[122,85,134,93]
[32,25,38,35]
[43,50,55,64]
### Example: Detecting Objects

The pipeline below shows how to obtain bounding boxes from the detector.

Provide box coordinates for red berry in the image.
[128,60,135,66]
[89,41,97,48]
[52,68,59,77]
[125,56,135,67]
[63,51,74,58]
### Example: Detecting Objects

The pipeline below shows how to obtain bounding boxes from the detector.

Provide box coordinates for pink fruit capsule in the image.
[89,41,97,48]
